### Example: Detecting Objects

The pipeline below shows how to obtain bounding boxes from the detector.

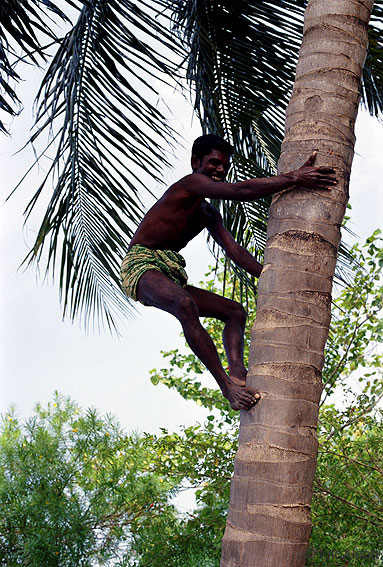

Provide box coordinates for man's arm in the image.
[206,206,263,278]
[184,153,337,201]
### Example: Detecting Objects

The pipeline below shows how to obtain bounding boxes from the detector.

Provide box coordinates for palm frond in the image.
[363,0,383,117]
[0,0,72,133]
[19,0,182,331]
[172,0,381,292]
[7,0,383,330]
[172,0,303,169]
[170,0,304,286]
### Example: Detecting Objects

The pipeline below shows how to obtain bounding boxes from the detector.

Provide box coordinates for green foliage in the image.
[0,394,180,566]
[129,511,222,567]
[130,426,234,567]
[0,393,234,566]
[309,411,383,566]
[323,230,383,413]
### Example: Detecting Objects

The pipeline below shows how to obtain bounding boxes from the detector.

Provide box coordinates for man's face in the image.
[191,149,231,182]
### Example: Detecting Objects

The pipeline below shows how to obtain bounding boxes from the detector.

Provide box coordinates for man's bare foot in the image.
[223,381,261,411]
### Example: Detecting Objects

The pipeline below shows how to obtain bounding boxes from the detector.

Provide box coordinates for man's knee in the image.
[229,301,247,325]
[175,293,199,321]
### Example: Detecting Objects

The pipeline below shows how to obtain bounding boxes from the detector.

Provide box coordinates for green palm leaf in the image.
[363,0,383,117]
[172,0,383,289]
[5,0,383,329]
[170,0,305,292]
[17,0,181,331]
[0,0,72,133]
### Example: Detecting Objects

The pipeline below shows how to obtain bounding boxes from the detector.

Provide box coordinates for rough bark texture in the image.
[221,1,374,566]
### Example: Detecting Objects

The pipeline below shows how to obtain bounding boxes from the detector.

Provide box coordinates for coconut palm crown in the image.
[1,0,383,330]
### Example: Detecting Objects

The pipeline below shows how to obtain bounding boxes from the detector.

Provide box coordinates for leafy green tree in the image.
[0,395,181,566]
[309,410,383,566]
[0,392,237,566]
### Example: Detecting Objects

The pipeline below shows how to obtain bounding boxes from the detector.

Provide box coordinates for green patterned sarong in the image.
[120,244,188,303]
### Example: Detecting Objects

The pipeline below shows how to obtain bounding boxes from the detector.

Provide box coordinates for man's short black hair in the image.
[192,134,234,160]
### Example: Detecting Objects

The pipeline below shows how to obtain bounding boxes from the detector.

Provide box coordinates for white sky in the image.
[1,62,383,435]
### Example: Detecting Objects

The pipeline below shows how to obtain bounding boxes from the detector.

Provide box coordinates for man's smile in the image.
[210,174,223,182]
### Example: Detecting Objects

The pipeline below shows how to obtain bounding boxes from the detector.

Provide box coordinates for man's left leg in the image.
[186,285,248,387]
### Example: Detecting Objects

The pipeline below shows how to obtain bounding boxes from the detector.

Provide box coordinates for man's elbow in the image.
[254,263,263,278]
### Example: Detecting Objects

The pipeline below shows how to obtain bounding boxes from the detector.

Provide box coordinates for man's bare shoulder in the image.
[170,172,241,201]
[170,173,215,193]
[157,174,208,205]
[149,175,209,220]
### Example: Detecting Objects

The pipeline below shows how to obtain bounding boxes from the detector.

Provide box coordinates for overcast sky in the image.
[1,62,382,436]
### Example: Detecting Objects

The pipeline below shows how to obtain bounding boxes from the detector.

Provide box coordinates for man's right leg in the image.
[136,270,259,410]
[185,285,248,387]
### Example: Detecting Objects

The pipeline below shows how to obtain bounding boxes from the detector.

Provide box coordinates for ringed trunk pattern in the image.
[221,1,374,566]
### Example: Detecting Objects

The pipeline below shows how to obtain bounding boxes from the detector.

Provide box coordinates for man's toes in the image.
[242,394,256,408]
[249,391,260,401]
[245,390,260,402]
[243,391,254,402]
[247,393,261,409]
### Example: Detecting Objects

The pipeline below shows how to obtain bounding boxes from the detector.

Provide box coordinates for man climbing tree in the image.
[120,134,337,411]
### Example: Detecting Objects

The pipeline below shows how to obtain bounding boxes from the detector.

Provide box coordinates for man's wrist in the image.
[280,171,296,187]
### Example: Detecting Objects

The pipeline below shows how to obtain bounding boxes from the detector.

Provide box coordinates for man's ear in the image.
[191,154,201,172]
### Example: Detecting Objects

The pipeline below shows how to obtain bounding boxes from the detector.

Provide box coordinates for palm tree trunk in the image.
[221,1,374,566]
